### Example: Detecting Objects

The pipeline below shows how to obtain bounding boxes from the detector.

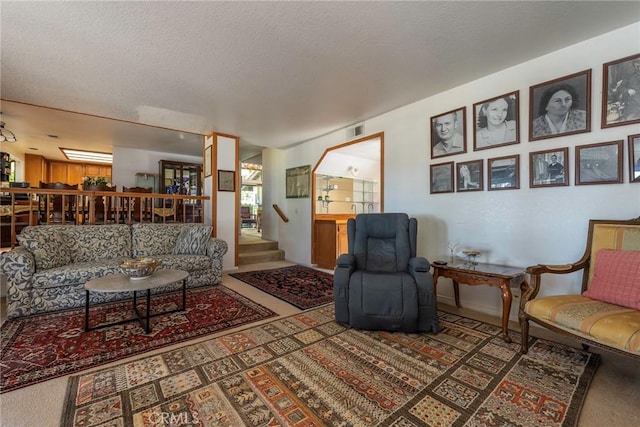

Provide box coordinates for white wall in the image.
[216,135,238,271]
[263,22,640,319]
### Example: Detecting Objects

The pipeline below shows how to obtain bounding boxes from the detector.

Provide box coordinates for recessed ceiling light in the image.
[60,148,112,163]
[48,134,59,139]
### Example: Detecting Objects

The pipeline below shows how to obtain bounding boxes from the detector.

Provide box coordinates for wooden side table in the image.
[431,258,526,343]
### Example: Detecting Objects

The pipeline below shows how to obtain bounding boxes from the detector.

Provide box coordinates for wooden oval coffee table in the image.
[84,269,189,334]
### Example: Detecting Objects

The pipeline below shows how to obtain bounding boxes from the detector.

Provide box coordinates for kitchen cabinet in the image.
[314,217,352,269]
[25,154,47,187]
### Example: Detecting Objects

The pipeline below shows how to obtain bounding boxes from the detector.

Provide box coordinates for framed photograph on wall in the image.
[602,53,640,128]
[218,170,235,192]
[529,69,592,141]
[576,140,623,185]
[456,159,483,192]
[285,165,311,198]
[430,161,454,194]
[488,155,519,191]
[628,133,640,183]
[203,146,212,177]
[473,90,519,151]
[430,107,466,159]
[529,147,569,188]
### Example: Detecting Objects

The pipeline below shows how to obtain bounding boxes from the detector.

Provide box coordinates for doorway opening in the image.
[240,163,262,237]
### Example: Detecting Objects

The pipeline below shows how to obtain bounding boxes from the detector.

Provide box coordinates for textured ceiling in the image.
[1,1,639,162]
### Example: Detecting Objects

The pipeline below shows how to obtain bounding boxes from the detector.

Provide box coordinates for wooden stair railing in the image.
[272,204,289,223]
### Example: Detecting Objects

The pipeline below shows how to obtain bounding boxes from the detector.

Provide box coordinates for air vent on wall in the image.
[347,124,364,140]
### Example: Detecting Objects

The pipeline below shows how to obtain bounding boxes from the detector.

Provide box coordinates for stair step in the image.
[239,249,285,265]
[239,240,279,253]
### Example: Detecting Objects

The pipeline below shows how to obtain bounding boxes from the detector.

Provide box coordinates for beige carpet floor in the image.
[1,260,638,427]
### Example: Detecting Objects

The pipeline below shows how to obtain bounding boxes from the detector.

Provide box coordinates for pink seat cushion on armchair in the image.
[583,249,640,310]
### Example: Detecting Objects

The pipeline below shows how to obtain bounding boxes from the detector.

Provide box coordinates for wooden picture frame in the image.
[430,161,454,194]
[628,133,640,183]
[488,155,519,191]
[473,90,519,151]
[430,107,466,159]
[203,146,212,177]
[217,169,235,192]
[602,53,640,129]
[285,165,311,198]
[529,147,569,188]
[529,69,592,141]
[456,159,483,192]
[575,140,623,185]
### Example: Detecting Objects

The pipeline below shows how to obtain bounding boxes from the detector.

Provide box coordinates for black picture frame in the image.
[575,140,623,185]
[430,161,454,194]
[529,69,592,141]
[529,147,569,188]
[628,133,640,183]
[456,159,483,192]
[488,155,519,191]
[430,107,466,159]
[473,90,519,151]
[285,165,311,198]
[217,170,235,192]
[602,53,640,129]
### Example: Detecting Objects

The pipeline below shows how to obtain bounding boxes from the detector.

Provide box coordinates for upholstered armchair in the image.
[334,213,439,333]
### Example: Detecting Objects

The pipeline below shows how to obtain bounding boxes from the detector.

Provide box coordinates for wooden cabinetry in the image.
[1,152,11,182]
[25,154,47,186]
[314,217,351,269]
[46,161,111,187]
[159,160,202,196]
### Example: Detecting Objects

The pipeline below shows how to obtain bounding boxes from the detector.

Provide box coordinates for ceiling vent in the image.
[347,124,364,140]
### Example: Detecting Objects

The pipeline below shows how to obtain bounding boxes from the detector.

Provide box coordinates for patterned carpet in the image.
[230,265,334,309]
[61,305,599,426]
[0,285,276,394]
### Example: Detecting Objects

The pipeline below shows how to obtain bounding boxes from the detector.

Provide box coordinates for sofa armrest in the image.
[206,238,228,260]
[0,247,36,318]
[522,258,589,303]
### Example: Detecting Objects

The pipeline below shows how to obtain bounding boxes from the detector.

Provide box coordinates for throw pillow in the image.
[172,226,212,255]
[17,230,72,271]
[582,249,640,310]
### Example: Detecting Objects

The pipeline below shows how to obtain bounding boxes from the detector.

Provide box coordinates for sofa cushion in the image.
[132,223,184,257]
[31,260,126,289]
[583,249,640,310]
[17,229,71,271]
[173,226,212,255]
[67,224,132,262]
[152,254,212,271]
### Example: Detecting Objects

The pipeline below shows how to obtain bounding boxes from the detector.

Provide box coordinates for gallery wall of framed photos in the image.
[429,52,640,195]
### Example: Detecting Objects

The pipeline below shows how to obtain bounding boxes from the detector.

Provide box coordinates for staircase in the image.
[238,238,285,265]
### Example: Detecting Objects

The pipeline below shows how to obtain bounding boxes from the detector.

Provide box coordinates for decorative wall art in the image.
[628,133,640,183]
[529,147,569,188]
[218,170,235,192]
[456,159,483,192]
[285,165,311,198]
[204,146,212,177]
[430,161,454,194]
[488,155,520,190]
[430,107,467,159]
[575,140,623,185]
[473,91,519,151]
[529,70,592,141]
[602,53,640,128]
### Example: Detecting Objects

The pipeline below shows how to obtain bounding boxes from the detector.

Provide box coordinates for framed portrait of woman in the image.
[488,155,519,191]
[430,107,466,159]
[629,134,640,183]
[529,147,569,188]
[456,160,483,192]
[602,53,640,129]
[473,91,519,151]
[575,140,623,186]
[529,70,592,141]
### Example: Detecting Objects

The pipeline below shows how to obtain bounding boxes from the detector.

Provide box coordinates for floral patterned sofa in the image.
[0,223,228,318]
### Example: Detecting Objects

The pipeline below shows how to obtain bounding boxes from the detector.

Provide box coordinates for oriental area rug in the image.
[0,285,276,394]
[61,305,599,427]
[230,264,334,310]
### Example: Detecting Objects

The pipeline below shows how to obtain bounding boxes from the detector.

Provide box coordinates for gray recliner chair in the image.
[334,213,439,333]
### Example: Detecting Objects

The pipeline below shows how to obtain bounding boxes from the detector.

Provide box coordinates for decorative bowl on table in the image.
[120,258,158,280]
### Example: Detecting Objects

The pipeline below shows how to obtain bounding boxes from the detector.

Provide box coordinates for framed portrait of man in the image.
[576,140,623,185]
[529,70,592,141]
[602,53,640,128]
[456,160,483,192]
[430,107,466,159]
[529,147,569,188]
[628,133,640,183]
[473,91,519,151]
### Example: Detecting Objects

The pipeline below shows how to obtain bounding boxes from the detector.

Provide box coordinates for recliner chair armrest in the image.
[409,257,430,273]
[336,253,354,268]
